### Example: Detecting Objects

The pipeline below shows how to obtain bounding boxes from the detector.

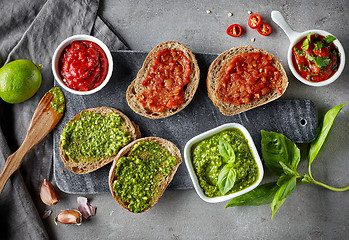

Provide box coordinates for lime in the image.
[0,59,42,104]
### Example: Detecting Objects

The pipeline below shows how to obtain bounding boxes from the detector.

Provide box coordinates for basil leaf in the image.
[279,162,300,178]
[225,182,279,207]
[271,175,297,219]
[324,35,336,44]
[314,56,331,69]
[261,130,301,176]
[308,103,347,168]
[218,138,235,163]
[218,163,236,195]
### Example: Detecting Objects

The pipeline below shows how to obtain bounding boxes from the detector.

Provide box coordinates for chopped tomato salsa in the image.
[292,33,340,82]
[59,41,108,91]
[139,49,192,112]
[216,52,282,105]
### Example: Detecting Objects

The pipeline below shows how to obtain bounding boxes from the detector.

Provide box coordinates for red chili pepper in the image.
[248,14,262,29]
[227,24,242,37]
[257,22,272,36]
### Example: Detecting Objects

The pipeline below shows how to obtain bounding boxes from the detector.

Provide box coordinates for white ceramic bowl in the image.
[184,123,264,203]
[52,34,113,95]
[271,11,345,87]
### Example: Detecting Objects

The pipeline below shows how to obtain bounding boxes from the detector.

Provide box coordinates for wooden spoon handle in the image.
[0,148,26,194]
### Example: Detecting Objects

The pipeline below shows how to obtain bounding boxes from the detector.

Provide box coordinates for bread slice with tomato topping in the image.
[108,137,182,213]
[207,46,288,115]
[59,107,141,174]
[126,41,200,119]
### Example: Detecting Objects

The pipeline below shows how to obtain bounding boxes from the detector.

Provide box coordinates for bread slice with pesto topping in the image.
[59,107,141,174]
[207,46,288,115]
[126,41,200,119]
[108,137,182,213]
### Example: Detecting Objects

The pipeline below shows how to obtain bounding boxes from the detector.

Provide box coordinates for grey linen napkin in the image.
[0,0,127,239]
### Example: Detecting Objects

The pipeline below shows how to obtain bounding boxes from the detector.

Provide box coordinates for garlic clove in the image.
[40,179,59,206]
[54,210,82,225]
[77,196,97,219]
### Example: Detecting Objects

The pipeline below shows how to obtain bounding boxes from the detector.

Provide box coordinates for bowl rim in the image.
[287,29,345,87]
[184,123,264,203]
[51,34,114,95]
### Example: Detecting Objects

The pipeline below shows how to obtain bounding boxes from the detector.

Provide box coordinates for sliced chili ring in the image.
[257,22,272,36]
[248,14,262,29]
[227,24,242,37]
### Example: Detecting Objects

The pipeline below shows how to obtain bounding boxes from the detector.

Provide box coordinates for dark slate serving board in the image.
[53,50,317,194]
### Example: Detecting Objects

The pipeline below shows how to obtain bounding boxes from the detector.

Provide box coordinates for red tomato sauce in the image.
[292,34,340,82]
[138,49,192,113]
[216,52,282,105]
[59,41,109,91]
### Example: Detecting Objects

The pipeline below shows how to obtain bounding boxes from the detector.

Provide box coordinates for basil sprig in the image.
[226,103,349,219]
[217,138,237,195]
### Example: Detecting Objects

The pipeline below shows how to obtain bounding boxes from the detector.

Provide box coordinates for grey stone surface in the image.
[45,0,349,239]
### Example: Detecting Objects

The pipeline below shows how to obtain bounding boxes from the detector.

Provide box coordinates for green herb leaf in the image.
[218,138,235,163]
[302,39,309,50]
[218,163,236,195]
[306,54,315,62]
[294,47,304,56]
[314,41,324,50]
[261,130,301,176]
[225,182,279,208]
[314,56,331,69]
[307,74,319,81]
[271,175,297,219]
[300,65,310,71]
[307,32,312,42]
[279,161,301,178]
[308,103,347,168]
[324,35,336,44]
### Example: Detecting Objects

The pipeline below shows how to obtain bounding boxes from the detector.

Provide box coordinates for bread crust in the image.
[108,137,182,213]
[126,41,200,119]
[59,107,141,174]
[207,46,288,115]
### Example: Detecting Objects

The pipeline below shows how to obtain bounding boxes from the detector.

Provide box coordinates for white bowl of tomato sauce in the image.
[52,34,113,95]
[184,123,264,203]
[271,11,345,87]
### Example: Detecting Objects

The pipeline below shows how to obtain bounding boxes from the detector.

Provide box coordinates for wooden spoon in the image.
[0,87,65,194]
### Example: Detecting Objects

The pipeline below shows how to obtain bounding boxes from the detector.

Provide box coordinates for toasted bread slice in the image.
[126,41,200,119]
[59,107,141,174]
[108,137,182,213]
[207,46,288,115]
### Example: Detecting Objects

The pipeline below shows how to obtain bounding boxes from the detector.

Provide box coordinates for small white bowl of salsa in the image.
[271,11,345,87]
[184,123,264,203]
[52,35,113,95]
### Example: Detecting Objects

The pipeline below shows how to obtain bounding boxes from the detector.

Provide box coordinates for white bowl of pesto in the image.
[184,123,264,203]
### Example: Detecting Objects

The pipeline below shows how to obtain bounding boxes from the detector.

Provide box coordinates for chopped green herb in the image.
[300,65,310,71]
[324,35,336,44]
[306,54,315,62]
[307,32,312,42]
[314,56,331,69]
[307,73,319,81]
[294,47,304,56]
[314,41,323,50]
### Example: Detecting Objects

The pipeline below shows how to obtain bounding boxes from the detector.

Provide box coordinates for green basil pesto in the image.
[192,128,259,197]
[49,87,65,113]
[113,141,177,213]
[60,111,131,162]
